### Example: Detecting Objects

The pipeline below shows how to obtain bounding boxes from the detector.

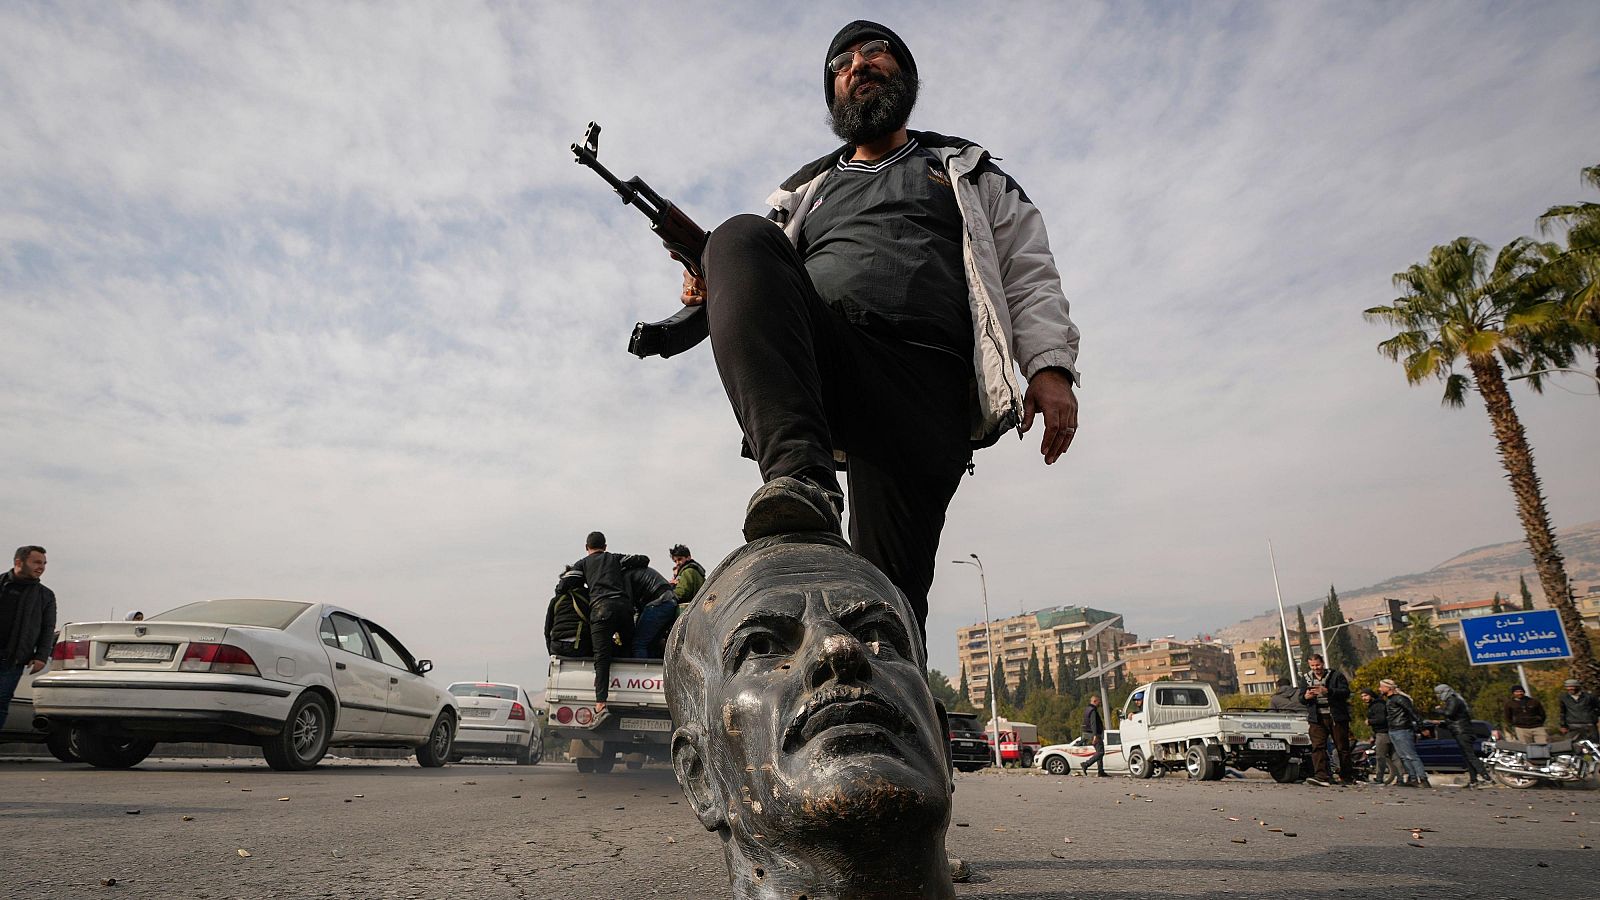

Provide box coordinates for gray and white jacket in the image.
[765,130,1081,448]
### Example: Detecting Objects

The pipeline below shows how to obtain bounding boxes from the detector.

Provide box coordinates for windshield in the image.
[448,684,518,701]
[150,599,312,630]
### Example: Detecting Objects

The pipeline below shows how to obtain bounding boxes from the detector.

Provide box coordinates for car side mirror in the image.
[416,659,433,675]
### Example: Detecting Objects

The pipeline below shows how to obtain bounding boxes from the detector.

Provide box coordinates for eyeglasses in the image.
[829,39,891,75]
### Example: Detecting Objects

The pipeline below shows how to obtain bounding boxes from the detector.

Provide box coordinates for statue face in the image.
[672,540,949,842]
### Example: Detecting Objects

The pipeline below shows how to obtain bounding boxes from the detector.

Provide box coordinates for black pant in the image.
[1450,724,1488,781]
[590,602,634,704]
[1082,734,1106,774]
[703,215,971,643]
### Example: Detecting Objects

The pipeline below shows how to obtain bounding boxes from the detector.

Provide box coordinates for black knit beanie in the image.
[824,20,916,109]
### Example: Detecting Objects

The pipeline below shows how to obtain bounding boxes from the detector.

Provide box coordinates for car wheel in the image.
[592,753,616,774]
[262,692,332,772]
[528,741,543,765]
[1018,749,1035,770]
[625,757,643,770]
[1185,745,1218,781]
[1044,755,1069,776]
[46,729,78,763]
[416,713,455,768]
[1128,749,1153,779]
[516,744,536,766]
[74,728,157,769]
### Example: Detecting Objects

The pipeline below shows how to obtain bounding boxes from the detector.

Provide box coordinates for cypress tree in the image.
[1520,574,1534,611]
[1323,586,1358,672]
[959,664,970,707]
[1295,607,1314,671]
[1042,651,1056,692]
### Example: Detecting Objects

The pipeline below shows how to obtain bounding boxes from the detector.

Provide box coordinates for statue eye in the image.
[747,633,778,656]
[854,621,905,656]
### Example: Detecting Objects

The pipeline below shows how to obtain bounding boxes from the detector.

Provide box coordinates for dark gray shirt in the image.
[798,138,971,356]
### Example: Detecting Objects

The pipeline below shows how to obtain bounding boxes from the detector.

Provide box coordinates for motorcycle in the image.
[1482,735,1600,789]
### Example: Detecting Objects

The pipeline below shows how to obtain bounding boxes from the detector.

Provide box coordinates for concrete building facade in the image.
[1122,638,1238,693]
[954,606,1134,703]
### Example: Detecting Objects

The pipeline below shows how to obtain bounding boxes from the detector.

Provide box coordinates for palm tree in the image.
[1365,237,1599,689]
[1537,163,1600,390]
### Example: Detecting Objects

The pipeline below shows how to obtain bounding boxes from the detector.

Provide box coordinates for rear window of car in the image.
[150,599,312,630]
[948,715,984,735]
[449,684,518,701]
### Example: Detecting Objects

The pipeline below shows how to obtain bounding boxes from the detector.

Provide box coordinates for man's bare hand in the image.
[681,270,706,307]
[28,659,45,674]
[1021,368,1077,464]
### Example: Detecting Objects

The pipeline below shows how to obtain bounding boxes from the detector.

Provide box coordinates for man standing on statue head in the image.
[681,20,1082,650]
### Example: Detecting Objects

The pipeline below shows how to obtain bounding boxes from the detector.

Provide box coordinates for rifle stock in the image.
[570,122,711,359]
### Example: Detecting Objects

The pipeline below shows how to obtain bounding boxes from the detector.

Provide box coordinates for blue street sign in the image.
[1460,609,1573,666]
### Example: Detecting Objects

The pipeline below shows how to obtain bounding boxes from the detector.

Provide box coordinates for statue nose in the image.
[808,630,870,687]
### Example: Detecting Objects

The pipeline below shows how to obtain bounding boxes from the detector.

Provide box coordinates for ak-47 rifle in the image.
[570,122,710,359]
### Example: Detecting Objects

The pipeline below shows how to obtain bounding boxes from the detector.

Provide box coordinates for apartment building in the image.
[954,605,1133,703]
[1122,637,1238,693]
[1231,638,1281,696]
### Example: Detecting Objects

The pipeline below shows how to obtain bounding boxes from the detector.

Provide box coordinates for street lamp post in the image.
[953,554,1004,768]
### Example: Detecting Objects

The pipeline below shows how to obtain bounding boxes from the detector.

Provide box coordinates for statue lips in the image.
[783,684,914,753]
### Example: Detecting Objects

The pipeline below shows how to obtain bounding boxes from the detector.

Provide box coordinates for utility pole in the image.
[953,554,1003,768]
[1269,540,1298,688]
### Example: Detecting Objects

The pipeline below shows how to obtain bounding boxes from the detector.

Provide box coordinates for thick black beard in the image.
[828,69,919,145]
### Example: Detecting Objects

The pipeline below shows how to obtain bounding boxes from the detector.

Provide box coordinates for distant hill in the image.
[1212,520,1600,643]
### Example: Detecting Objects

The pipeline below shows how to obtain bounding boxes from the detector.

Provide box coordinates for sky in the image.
[3,1,1598,687]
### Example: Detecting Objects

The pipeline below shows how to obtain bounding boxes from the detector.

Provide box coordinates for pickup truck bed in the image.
[544,656,671,774]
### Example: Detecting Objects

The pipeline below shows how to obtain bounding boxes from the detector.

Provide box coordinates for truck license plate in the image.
[105,643,176,662]
[620,717,672,732]
[1248,739,1286,751]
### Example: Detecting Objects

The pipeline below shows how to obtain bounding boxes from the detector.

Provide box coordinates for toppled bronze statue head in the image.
[666,532,955,899]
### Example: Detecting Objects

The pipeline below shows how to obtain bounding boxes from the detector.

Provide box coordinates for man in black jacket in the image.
[1079,695,1107,777]
[0,545,56,716]
[1379,679,1431,788]
[1360,687,1397,785]
[1433,684,1488,786]
[1502,685,1549,744]
[1301,654,1353,787]
[1559,679,1599,743]
[571,532,632,714]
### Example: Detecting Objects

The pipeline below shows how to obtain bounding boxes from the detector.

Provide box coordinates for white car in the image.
[32,599,459,771]
[446,682,543,765]
[1034,729,1128,776]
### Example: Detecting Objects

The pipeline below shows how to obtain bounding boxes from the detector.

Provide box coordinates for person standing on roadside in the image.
[1502,685,1549,744]
[1433,683,1489,787]
[1360,687,1398,785]
[571,532,632,715]
[1079,695,1108,777]
[1301,653,1354,787]
[0,546,56,716]
[1379,679,1431,788]
[669,544,705,603]
[1559,679,1599,743]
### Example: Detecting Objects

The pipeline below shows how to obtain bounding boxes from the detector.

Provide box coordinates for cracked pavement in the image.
[2,755,1597,898]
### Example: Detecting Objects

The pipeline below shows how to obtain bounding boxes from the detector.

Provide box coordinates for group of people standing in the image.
[542,532,705,713]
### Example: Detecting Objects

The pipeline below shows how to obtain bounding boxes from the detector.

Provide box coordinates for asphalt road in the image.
[2,755,1596,899]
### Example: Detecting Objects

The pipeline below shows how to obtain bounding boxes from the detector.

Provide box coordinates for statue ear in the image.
[672,724,726,831]
[933,698,954,786]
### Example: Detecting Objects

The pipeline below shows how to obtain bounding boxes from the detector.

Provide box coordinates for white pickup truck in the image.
[544,656,671,774]
[1118,680,1311,782]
